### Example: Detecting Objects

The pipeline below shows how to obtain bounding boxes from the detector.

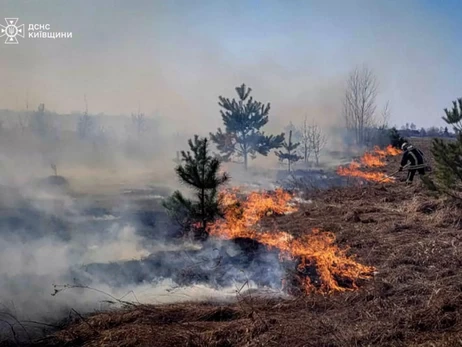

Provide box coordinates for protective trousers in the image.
[406,168,426,183]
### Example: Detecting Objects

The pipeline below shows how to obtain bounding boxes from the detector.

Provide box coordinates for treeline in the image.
[397,124,456,139]
[0,106,161,143]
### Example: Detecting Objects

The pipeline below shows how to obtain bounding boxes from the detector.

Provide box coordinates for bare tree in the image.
[343,65,378,146]
[363,100,391,146]
[380,101,390,128]
[309,122,327,166]
[298,116,312,165]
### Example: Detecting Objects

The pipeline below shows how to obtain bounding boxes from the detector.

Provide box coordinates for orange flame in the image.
[360,152,386,167]
[208,189,375,294]
[336,165,393,183]
[337,145,401,183]
[382,144,402,156]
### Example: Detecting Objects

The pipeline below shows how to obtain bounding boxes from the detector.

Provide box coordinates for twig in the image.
[52,284,137,308]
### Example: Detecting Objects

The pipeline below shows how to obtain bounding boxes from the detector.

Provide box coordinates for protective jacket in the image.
[400,145,425,169]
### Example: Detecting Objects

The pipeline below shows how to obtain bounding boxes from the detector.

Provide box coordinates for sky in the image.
[0,0,461,132]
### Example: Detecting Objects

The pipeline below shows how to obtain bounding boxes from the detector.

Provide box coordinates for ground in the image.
[32,139,462,347]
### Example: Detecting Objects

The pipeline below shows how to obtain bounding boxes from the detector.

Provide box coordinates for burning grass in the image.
[37,181,462,347]
[337,145,402,183]
[27,140,462,346]
[208,188,375,294]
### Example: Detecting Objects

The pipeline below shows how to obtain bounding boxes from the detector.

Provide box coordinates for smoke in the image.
[0,216,284,319]
[0,179,286,346]
[0,0,460,342]
[0,0,458,183]
[0,230,275,337]
[1,0,459,132]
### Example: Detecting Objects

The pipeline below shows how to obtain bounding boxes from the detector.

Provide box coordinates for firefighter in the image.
[399,142,427,184]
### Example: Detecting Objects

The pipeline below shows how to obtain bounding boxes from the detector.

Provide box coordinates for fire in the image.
[337,164,393,183]
[208,188,375,294]
[360,152,386,167]
[337,145,401,183]
[210,188,297,239]
[378,144,402,156]
[368,145,402,159]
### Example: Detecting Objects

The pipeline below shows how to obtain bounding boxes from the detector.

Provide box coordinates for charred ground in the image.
[26,139,462,347]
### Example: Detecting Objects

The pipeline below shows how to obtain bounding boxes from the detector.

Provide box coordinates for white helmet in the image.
[401,142,409,151]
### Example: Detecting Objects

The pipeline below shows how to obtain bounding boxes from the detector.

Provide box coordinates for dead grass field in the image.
[31,139,462,347]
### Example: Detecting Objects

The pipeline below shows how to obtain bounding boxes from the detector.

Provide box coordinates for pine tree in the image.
[163,135,229,240]
[275,130,303,172]
[442,98,462,133]
[430,98,462,200]
[388,127,406,148]
[210,84,284,170]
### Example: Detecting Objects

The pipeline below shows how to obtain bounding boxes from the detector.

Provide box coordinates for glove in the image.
[398,166,403,172]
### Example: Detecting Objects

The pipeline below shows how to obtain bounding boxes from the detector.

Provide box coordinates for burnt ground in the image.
[21,139,462,346]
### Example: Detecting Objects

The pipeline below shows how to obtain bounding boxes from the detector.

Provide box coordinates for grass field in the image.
[26,139,462,347]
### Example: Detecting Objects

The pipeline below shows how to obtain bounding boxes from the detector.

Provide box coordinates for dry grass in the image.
[31,139,462,347]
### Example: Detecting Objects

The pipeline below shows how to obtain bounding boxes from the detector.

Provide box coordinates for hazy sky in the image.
[0,0,461,131]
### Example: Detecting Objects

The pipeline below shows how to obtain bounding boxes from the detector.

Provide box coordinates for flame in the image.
[360,152,386,167]
[208,188,375,294]
[337,145,401,183]
[336,165,393,183]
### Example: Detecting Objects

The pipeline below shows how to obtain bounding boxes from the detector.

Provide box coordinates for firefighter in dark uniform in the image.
[399,142,427,184]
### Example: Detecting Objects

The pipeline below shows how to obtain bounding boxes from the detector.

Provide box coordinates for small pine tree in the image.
[429,98,462,200]
[275,130,303,172]
[163,135,229,240]
[388,127,406,148]
[210,84,284,170]
[442,98,462,133]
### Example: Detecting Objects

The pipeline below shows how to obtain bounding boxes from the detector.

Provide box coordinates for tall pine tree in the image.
[210,84,284,170]
[163,135,229,240]
[275,130,303,172]
[430,98,462,200]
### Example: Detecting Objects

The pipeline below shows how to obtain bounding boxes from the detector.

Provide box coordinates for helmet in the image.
[401,142,409,151]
